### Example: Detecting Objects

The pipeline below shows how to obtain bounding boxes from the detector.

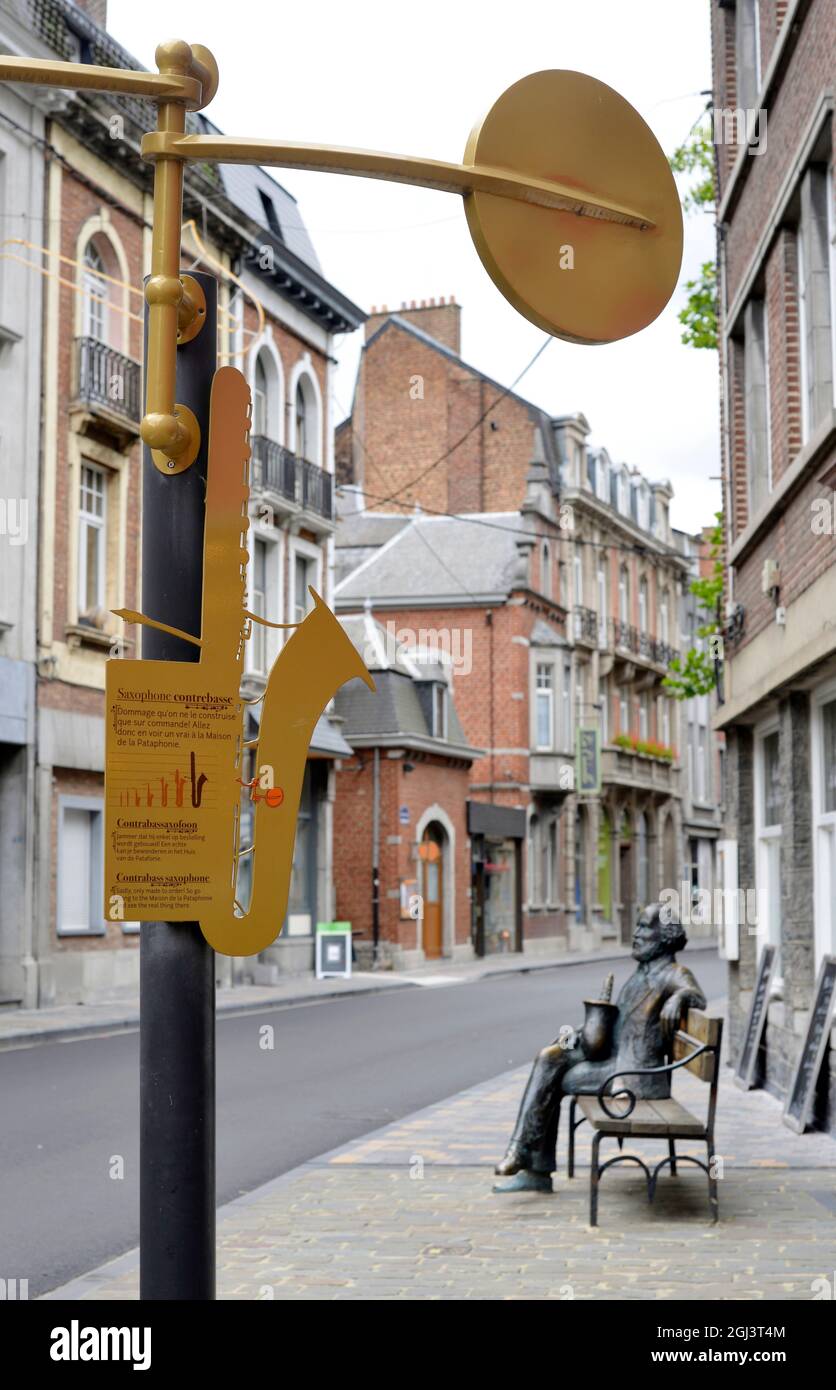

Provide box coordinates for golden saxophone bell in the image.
[104,366,374,955]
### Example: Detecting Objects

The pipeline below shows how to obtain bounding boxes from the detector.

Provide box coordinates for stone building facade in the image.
[710,0,836,1131]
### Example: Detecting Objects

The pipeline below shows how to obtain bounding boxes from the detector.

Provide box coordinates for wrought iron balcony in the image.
[611,618,679,669]
[300,458,333,521]
[612,618,639,655]
[75,337,141,426]
[573,605,598,645]
[250,436,296,502]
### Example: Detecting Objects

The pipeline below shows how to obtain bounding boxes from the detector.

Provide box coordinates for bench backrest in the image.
[672,1009,723,1083]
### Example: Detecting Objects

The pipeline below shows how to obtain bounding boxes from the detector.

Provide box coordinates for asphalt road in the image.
[0,949,725,1296]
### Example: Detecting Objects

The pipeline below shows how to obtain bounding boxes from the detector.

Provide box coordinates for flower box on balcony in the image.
[612,733,676,763]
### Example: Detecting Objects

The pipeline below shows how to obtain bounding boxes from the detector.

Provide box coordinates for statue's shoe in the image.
[492,1169,553,1194]
[494,1147,524,1176]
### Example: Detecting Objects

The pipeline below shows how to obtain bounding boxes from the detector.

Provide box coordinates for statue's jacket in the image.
[564,957,707,1101]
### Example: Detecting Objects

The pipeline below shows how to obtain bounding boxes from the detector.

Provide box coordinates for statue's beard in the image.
[632,936,668,963]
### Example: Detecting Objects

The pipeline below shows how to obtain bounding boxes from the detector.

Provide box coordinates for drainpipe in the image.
[372,745,380,966]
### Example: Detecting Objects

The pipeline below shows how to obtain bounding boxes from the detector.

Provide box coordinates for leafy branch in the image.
[663,511,724,700]
[669,121,718,351]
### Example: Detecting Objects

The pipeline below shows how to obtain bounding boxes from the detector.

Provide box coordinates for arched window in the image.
[82,240,108,343]
[573,550,583,607]
[253,348,281,441]
[293,374,320,463]
[660,589,669,644]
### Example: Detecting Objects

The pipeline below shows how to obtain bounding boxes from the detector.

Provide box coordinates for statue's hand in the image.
[660,993,686,1042]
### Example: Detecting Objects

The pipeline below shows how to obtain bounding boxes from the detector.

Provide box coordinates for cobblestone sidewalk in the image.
[46,1047,836,1301]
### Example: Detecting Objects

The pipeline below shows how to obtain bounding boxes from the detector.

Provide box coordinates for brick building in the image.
[5,0,362,1003]
[710,0,836,1131]
[332,611,477,967]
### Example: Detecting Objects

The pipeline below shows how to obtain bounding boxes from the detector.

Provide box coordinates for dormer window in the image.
[432,683,447,739]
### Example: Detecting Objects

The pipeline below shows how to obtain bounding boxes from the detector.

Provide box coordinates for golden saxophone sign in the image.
[104,366,374,956]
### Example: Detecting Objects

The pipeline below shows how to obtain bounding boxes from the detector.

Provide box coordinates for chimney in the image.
[73,0,108,27]
[363,295,461,354]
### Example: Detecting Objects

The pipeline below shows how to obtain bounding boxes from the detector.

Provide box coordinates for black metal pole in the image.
[139,271,217,1300]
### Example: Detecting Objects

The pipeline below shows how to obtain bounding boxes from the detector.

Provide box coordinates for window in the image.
[293,549,317,624]
[58,800,104,935]
[432,683,447,739]
[294,373,320,464]
[254,355,269,436]
[619,565,630,624]
[560,658,572,748]
[639,576,648,633]
[528,814,541,905]
[596,563,607,646]
[735,0,761,115]
[78,462,106,617]
[744,297,771,511]
[660,590,669,645]
[600,678,608,744]
[619,691,629,734]
[697,726,708,801]
[639,692,649,741]
[657,693,671,748]
[81,240,108,343]
[541,540,552,599]
[535,662,554,749]
[797,167,833,443]
[547,818,559,903]
[573,551,583,607]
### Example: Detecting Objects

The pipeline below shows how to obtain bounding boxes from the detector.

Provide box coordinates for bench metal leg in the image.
[590,1131,602,1227]
[707,1144,719,1223]
[668,1138,677,1176]
[568,1096,582,1178]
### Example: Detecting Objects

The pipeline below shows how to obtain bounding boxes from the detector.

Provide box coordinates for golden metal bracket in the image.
[0,40,683,468]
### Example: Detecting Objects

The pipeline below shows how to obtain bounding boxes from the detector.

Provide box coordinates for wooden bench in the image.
[567,1009,723,1227]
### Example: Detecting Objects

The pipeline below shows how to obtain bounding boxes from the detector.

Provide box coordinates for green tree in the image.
[663,512,724,701]
[670,122,718,351]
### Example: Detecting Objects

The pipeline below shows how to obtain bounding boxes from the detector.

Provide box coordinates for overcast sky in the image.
[108,0,721,532]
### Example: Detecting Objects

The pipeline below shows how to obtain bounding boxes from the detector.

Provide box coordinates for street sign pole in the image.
[139,271,217,1301]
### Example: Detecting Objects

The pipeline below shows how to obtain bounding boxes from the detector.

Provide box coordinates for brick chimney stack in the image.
[364,295,461,354]
[73,0,108,27]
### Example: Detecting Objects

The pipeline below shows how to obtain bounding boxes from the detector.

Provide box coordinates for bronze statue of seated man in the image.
[494,902,707,1192]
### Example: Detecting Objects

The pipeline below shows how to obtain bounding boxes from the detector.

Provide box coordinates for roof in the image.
[195,116,322,274]
[335,513,527,607]
[336,613,477,758]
